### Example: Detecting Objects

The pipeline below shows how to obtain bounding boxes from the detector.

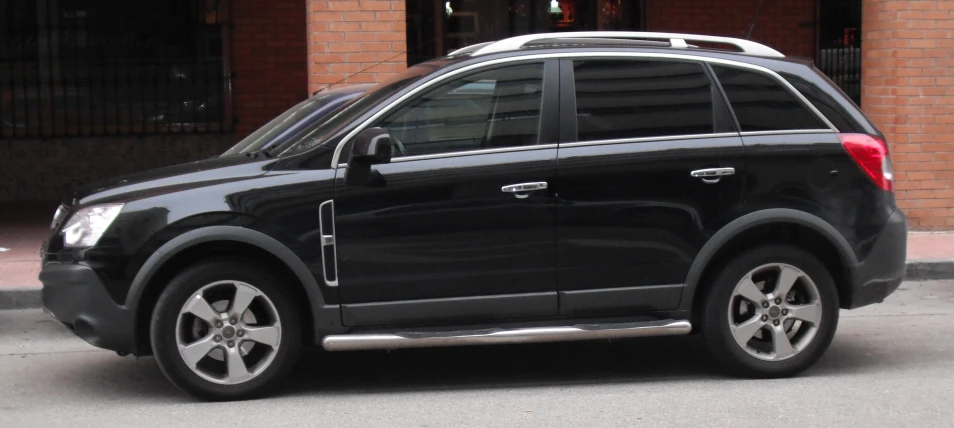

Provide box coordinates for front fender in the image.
[125,225,341,342]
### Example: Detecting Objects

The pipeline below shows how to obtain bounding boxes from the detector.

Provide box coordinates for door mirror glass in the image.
[351,127,392,165]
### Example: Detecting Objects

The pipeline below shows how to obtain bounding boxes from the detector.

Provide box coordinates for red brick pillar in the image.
[305,1,407,94]
[862,0,954,229]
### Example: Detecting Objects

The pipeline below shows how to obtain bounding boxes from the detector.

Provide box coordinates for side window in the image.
[712,65,828,132]
[374,62,544,157]
[572,60,714,142]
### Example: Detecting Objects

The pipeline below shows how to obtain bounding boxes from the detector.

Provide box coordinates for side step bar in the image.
[322,319,692,352]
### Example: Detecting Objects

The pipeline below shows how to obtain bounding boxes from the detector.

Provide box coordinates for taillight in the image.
[838,133,894,192]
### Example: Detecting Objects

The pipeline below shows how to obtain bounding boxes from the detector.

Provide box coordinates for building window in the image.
[0,0,231,139]
[406,0,644,65]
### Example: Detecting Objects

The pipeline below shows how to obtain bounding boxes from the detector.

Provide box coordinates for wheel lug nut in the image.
[775,298,782,305]
[214,321,223,328]
[237,330,245,337]
[230,317,238,325]
[227,340,235,348]
[761,315,768,322]
[773,319,780,326]
[762,301,770,308]
[782,309,789,316]
[213,335,222,342]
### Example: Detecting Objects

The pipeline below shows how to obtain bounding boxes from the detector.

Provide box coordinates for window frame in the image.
[372,61,550,159]
[710,63,835,135]
[332,59,559,167]
[559,57,735,145]
[330,52,835,167]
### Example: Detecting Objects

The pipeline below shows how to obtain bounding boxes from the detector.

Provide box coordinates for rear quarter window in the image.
[780,72,866,134]
[712,65,828,132]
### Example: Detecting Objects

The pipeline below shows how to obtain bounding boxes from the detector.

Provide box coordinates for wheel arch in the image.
[680,209,858,315]
[127,226,340,354]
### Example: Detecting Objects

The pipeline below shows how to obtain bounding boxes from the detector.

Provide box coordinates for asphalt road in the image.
[2,281,953,428]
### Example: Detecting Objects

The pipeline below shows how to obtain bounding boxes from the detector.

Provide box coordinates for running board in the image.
[321,319,692,352]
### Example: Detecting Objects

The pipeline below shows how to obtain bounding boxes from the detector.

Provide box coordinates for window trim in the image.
[331,52,836,168]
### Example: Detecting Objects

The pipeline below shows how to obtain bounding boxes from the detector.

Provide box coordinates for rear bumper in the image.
[40,263,137,354]
[845,209,907,309]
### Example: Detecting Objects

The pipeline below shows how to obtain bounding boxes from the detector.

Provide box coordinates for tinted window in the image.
[712,65,827,132]
[375,63,544,157]
[781,72,863,133]
[573,60,714,141]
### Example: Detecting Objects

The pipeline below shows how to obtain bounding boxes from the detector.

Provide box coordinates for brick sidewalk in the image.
[1,205,951,290]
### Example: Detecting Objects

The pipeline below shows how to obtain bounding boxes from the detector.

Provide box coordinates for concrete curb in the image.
[905,259,954,281]
[2,260,954,310]
[0,287,41,310]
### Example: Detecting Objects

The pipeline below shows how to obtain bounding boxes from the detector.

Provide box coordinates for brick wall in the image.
[0,135,233,201]
[305,0,408,94]
[232,0,309,137]
[862,0,954,229]
[644,0,816,58]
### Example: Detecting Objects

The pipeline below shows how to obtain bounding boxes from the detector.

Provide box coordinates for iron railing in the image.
[818,47,861,106]
[0,0,232,139]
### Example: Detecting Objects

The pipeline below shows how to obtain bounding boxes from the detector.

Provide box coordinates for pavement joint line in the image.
[842,313,954,318]
[0,350,104,357]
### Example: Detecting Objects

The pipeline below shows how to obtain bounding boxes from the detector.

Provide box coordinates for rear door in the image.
[555,57,745,316]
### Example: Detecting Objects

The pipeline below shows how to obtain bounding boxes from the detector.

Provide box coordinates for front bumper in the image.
[844,209,907,309]
[40,263,137,354]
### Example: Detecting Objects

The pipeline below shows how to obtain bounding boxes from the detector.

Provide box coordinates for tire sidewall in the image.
[702,245,840,376]
[150,260,301,401]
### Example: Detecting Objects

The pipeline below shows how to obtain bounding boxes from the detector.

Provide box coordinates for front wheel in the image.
[150,260,302,400]
[701,245,839,378]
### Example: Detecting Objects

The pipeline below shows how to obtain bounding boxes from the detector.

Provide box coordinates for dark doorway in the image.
[817,0,861,105]
[407,0,644,65]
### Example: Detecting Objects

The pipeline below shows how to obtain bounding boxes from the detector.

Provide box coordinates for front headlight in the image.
[61,204,124,248]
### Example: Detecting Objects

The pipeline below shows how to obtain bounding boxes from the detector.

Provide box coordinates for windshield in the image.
[275,62,448,157]
[221,85,370,156]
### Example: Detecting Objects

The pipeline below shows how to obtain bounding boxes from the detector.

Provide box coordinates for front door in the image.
[331,60,560,326]
[555,57,746,316]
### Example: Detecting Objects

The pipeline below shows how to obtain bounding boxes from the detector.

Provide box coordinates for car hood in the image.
[72,154,273,206]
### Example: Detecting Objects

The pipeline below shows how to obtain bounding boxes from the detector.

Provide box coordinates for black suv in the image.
[40,32,907,400]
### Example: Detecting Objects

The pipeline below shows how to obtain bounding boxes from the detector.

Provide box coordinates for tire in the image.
[700,245,839,378]
[150,260,302,401]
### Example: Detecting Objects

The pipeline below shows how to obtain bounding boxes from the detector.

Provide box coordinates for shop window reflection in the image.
[406,0,644,65]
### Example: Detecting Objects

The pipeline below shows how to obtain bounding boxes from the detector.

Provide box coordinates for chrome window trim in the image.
[391,143,558,163]
[739,129,836,136]
[330,52,837,168]
[559,132,739,149]
[334,143,559,168]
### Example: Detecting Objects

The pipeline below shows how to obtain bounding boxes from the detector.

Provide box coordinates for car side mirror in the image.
[350,127,392,165]
[345,127,392,187]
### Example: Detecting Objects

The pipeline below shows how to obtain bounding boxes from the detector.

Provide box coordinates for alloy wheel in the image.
[174,280,282,385]
[726,263,823,361]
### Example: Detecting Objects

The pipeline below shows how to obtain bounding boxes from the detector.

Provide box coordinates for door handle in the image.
[690,168,735,184]
[501,182,548,199]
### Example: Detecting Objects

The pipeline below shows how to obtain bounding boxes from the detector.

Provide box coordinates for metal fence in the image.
[0,0,232,139]
[818,47,861,106]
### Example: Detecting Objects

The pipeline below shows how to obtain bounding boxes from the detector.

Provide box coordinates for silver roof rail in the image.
[471,31,785,58]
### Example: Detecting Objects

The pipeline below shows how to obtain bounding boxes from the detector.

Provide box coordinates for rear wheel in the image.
[701,245,839,377]
[150,260,302,400]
